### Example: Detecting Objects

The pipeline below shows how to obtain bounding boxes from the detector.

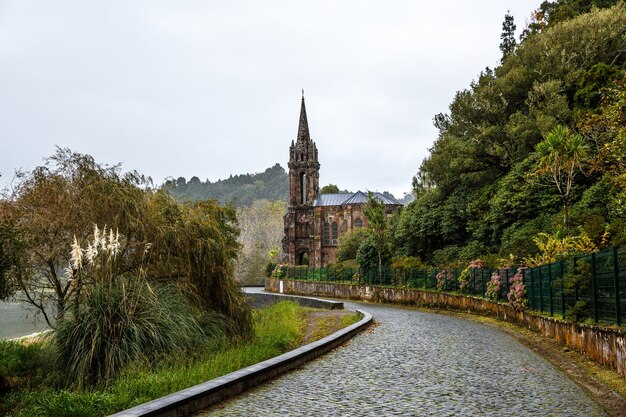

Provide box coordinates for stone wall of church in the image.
[315,204,368,266]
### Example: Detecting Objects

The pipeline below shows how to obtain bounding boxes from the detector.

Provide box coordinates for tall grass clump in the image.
[53,225,213,389]
[55,277,203,388]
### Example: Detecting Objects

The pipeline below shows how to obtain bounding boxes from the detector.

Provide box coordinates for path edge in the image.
[110,305,372,417]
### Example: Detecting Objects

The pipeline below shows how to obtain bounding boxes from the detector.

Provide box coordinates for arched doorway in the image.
[297,250,309,266]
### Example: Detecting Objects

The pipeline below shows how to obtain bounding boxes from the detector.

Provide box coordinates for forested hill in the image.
[164,163,289,206]
[392,1,626,266]
[165,164,413,207]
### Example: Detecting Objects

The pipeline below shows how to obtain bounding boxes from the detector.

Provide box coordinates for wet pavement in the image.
[201,294,606,416]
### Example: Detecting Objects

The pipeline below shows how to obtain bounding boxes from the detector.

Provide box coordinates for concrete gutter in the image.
[110,308,372,417]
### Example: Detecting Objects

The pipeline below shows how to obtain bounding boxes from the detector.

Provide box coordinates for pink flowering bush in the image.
[485,272,504,300]
[507,268,528,312]
[458,259,483,293]
[436,269,456,291]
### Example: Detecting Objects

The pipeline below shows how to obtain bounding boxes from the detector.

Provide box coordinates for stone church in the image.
[282,95,402,267]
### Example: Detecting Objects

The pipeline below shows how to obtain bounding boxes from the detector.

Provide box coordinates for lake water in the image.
[0,300,52,339]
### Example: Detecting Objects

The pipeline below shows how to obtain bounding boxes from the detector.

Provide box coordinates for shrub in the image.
[391,256,426,270]
[55,277,203,388]
[271,263,288,279]
[0,339,57,393]
[264,262,276,277]
[337,228,370,262]
[436,269,456,291]
[485,272,504,300]
[523,231,597,266]
[329,260,360,281]
[457,259,483,293]
[507,268,528,312]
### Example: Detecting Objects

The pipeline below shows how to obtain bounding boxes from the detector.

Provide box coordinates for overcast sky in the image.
[0,1,535,198]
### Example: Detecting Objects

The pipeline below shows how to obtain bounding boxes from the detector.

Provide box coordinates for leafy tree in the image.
[534,125,589,232]
[500,11,517,63]
[363,192,390,277]
[356,235,391,274]
[320,184,340,194]
[0,219,19,300]
[392,190,444,262]
[336,228,370,262]
[1,148,251,335]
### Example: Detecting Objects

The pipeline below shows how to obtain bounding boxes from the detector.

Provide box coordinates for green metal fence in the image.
[277,246,626,326]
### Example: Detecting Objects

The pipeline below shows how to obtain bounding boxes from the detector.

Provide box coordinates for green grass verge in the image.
[0,301,312,417]
[308,312,361,342]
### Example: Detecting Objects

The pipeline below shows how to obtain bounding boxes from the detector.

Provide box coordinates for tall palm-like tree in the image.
[535,125,589,232]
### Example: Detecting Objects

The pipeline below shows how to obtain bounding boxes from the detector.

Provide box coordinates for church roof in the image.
[313,191,402,207]
[313,193,354,206]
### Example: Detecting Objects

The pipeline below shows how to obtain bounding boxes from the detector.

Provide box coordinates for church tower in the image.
[281,92,403,268]
[282,92,321,266]
[288,93,320,206]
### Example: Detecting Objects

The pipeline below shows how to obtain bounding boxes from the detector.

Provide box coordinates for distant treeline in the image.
[164,163,414,207]
[164,163,289,206]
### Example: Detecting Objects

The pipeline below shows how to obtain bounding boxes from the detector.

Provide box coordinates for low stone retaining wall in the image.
[266,278,626,379]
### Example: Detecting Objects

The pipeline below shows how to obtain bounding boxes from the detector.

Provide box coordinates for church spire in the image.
[297,91,311,143]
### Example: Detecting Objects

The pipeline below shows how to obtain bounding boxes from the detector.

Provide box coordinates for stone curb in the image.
[110,307,373,417]
[245,290,344,310]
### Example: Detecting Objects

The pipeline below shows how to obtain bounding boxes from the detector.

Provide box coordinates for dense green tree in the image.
[356,235,391,273]
[396,4,626,265]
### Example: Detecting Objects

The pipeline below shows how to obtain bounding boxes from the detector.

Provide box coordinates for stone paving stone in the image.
[200,301,607,417]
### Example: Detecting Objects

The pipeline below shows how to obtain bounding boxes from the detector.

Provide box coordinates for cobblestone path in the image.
[202,299,607,416]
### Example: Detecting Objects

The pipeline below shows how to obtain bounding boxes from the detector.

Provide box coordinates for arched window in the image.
[322,223,330,245]
[300,172,307,204]
[354,218,363,228]
[331,222,338,244]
